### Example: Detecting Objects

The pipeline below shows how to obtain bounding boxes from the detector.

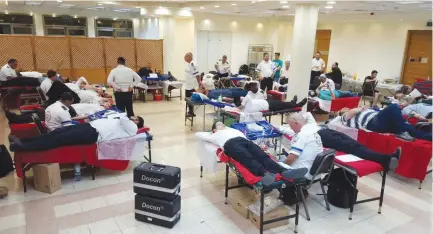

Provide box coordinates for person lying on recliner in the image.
[197,122,308,186]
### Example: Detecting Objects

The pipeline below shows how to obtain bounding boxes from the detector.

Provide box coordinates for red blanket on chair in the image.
[330,97,361,112]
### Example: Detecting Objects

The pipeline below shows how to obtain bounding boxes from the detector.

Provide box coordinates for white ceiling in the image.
[4,1,433,17]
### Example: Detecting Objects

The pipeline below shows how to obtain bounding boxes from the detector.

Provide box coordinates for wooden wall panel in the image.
[137,39,164,72]
[0,36,34,70]
[34,37,70,71]
[104,38,136,71]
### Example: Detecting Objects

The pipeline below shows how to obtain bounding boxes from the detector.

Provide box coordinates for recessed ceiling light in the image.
[52,13,56,17]
[327,1,336,4]
[282,5,290,8]
[56,0,62,2]
[280,1,288,3]
[214,5,219,8]
[113,17,118,20]
[231,3,237,6]
[325,5,334,9]
[102,1,118,5]
[24,1,43,6]
[200,6,205,9]
[57,4,75,8]
[87,8,98,10]
[395,1,423,4]
[4,10,8,15]
[140,8,146,15]
[97,3,103,6]
[251,1,256,3]
[29,11,33,16]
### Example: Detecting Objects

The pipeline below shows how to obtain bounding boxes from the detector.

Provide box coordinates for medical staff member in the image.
[44,92,75,132]
[184,52,201,117]
[40,70,57,100]
[0,59,40,87]
[215,55,231,78]
[107,57,140,117]
[273,52,283,82]
[311,52,325,85]
[256,53,276,92]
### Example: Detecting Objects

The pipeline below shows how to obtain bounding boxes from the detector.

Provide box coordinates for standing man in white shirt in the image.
[0,59,40,87]
[215,55,231,78]
[311,52,325,88]
[107,57,141,117]
[256,53,276,92]
[184,52,202,117]
[40,70,57,100]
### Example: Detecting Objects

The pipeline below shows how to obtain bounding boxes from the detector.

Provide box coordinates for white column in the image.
[33,13,44,36]
[133,18,141,38]
[87,16,96,37]
[159,17,175,73]
[286,4,319,104]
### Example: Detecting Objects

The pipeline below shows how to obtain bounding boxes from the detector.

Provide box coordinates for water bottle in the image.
[218,95,223,102]
[74,164,81,181]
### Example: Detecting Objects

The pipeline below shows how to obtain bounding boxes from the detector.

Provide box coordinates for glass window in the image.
[12,26,33,35]
[0,24,12,34]
[68,28,86,36]
[0,14,33,24]
[44,15,86,26]
[46,28,66,36]
[97,30,114,37]
[115,31,132,38]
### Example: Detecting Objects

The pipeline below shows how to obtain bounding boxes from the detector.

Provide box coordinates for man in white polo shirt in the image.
[107,57,141,117]
[256,53,276,92]
[215,55,231,78]
[0,59,40,87]
[311,52,325,88]
[44,92,76,132]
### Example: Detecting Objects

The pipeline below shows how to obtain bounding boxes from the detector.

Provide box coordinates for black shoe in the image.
[291,95,298,104]
[396,132,415,142]
[297,98,308,107]
[186,112,196,117]
[8,135,22,146]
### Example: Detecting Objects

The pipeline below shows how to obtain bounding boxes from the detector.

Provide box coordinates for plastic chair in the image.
[299,149,336,221]
[32,113,47,135]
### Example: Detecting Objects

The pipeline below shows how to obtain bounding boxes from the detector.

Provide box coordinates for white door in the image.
[197,31,232,73]
[197,30,209,74]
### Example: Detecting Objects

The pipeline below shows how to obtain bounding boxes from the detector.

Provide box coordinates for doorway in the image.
[197,30,232,73]
[401,30,432,85]
[314,30,332,70]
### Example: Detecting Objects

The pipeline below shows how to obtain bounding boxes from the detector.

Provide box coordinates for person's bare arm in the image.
[329,87,336,100]
[71,115,88,120]
[343,107,363,120]
[284,153,298,166]
[195,75,201,87]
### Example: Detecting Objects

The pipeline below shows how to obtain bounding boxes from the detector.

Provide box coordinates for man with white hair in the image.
[184,52,202,117]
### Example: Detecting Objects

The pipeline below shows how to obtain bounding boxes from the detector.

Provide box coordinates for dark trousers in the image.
[366,104,432,141]
[317,129,391,169]
[114,91,134,117]
[185,89,195,113]
[6,110,45,124]
[12,123,99,152]
[217,72,229,78]
[268,100,298,111]
[310,71,321,85]
[260,77,273,92]
[224,137,282,176]
[0,77,40,87]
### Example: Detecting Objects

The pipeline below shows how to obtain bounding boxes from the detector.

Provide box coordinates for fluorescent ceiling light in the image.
[282,5,290,8]
[4,10,8,14]
[29,11,33,16]
[56,0,62,2]
[57,4,75,8]
[327,1,336,4]
[395,1,423,4]
[95,6,105,9]
[214,5,219,8]
[200,6,205,9]
[74,15,77,18]
[280,1,288,3]
[86,7,99,10]
[325,5,334,9]
[97,3,103,6]
[155,7,170,15]
[24,1,43,6]
[140,8,146,15]
[113,17,118,20]
[52,13,56,17]
[231,3,237,6]
[101,1,118,5]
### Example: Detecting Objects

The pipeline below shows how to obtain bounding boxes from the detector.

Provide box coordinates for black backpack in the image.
[239,64,249,75]
[0,145,14,178]
[326,168,357,209]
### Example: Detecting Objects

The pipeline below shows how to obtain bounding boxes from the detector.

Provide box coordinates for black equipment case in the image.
[135,194,181,228]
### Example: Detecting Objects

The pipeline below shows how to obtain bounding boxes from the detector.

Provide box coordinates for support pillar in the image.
[286,4,319,106]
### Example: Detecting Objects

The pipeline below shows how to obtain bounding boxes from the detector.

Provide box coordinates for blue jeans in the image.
[366,104,432,141]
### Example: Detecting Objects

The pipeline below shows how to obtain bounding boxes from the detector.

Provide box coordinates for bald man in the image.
[184,52,202,117]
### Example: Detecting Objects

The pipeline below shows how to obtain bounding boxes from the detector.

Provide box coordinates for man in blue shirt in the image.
[273,52,283,82]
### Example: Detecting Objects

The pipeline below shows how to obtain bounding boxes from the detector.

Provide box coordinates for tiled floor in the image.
[0,97,431,234]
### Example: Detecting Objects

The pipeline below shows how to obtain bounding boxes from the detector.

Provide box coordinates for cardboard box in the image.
[248,206,290,230]
[33,163,61,194]
[231,188,257,218]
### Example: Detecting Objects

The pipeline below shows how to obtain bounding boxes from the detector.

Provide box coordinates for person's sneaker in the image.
[281,168,308,180]
[396,132,415,142]
[0,186,8,199]
[388,147,402,171]
[260,173,277,186]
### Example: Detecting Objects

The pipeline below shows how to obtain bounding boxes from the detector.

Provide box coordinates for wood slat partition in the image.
[0,36,164,84]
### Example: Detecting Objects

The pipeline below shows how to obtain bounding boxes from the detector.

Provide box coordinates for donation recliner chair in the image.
[299,149,336,221]
[32,113,47,135]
